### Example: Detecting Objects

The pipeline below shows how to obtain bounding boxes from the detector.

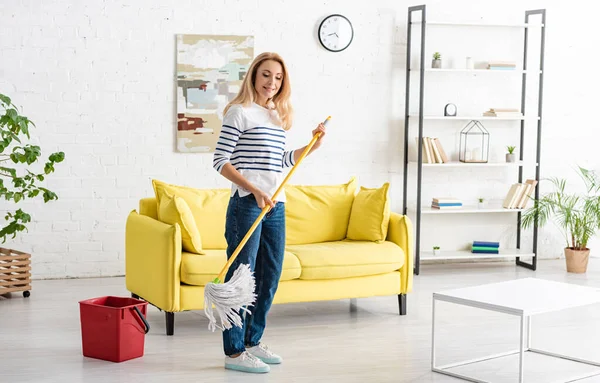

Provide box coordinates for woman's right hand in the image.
[252,188,275,209]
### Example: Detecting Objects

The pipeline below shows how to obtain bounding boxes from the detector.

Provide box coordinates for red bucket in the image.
[79,296,150,363]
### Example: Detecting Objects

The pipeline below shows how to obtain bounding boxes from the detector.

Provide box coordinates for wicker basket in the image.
[0,247,31,298]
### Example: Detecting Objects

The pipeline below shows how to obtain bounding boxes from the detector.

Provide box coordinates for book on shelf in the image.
[415,137,449,163]
[472,240,499,254]
[502,179,538,209]
[472,248,500,254]
[483,108,523,117]
[487,61,517,70]
[473,241,499,248]
[432,197,463,209]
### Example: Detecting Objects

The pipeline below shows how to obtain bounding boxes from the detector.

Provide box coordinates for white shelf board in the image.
[409,161,530,167]
[421,249,535,261]
[416,205,525,214]
[412,21,544,28]
[409,115,538,121]
[410,69,541,74]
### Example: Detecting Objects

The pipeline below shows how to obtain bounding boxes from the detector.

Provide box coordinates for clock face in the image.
[318,14,353,52]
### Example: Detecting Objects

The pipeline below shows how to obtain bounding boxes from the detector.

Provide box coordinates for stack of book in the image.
[415,137,449,164]
[487,61,516,70]
[431,198,462,209]
[502,179,538,209]
[483,108,523,117]
[472,241,499,254]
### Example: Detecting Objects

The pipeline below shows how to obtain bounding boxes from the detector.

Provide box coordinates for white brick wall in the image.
[0,0,598,279]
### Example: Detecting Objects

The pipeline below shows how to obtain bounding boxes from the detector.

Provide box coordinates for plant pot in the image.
[564,247,590,273]
[506,153,516,163]
[432,59,441,69]
[478,202,485,209]
[433,249,441,255]
[0,247,32,297]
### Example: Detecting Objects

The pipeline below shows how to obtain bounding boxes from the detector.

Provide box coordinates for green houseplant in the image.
[506,146,516,163]
[1,93,65,243]
[432,52,442,69]
[521,166,600,273]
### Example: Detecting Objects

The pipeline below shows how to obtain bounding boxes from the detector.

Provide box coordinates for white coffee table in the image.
[431,277,600,382]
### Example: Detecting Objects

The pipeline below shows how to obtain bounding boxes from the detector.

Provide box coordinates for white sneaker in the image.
[224,351,270,373]
[247,343,282,364]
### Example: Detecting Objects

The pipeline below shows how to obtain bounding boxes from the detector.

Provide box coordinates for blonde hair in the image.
[223,52,294,130]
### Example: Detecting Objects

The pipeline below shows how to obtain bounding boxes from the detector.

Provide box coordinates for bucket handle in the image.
[132,306,150,334]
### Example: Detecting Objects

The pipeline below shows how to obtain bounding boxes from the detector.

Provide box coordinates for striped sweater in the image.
[213,102,297,203]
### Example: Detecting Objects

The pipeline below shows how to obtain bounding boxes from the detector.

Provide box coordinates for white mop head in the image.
[204,263,257,332]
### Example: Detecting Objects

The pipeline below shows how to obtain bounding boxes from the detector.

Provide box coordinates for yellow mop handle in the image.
[215,116,331,282]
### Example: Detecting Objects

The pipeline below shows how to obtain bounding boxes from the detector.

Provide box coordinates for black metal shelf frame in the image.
[402,5,546,275]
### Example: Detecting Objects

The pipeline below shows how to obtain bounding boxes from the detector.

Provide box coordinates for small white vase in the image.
[478,202,485,209]
[466,57,474,70]
[433,249,441,255]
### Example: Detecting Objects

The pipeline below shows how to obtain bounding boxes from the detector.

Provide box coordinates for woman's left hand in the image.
[311,123,326,151]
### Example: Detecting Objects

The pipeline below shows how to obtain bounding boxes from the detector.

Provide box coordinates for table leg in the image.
[431,297,436,370]
[519,315,526,382]
[527,316,532,349]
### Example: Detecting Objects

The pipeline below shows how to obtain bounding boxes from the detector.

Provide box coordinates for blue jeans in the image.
[222,191,285,356]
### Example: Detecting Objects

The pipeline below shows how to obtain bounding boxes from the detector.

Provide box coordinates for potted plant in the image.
[433,246,441,255]
[478,197,485,209]
[1,93,65,296]
[432,52,442,69]
[521,166,600,273]
[506,146,517,163]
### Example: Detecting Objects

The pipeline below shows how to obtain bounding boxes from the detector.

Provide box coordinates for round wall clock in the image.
[318,14,354,52]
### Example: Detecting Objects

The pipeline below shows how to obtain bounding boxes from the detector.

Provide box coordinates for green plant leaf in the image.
[49,151,65,163]
[0,94,11,106]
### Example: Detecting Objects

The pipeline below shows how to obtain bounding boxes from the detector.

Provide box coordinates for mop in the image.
[204,116,331,332]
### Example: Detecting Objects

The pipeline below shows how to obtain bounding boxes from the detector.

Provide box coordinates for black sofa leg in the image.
[131,293,139,299]
[166,312,174,335]
[398,294,407,315]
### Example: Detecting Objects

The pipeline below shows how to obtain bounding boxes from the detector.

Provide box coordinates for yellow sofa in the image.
[125,177,413,335]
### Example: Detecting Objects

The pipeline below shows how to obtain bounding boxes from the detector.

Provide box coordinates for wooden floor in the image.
[1,259,600,382]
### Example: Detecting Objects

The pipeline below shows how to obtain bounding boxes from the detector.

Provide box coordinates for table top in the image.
[433,277,600,316]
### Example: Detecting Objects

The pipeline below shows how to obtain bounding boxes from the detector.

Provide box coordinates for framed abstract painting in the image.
[176,34,254,152]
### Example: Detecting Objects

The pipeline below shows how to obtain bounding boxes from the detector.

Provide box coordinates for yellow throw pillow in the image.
[152,179,230,249]
[158,192,204,254]
[285,177,357,245]
[347,182,391,242]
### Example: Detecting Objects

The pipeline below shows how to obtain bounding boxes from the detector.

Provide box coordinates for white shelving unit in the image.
[416,205,525,215]
[421,249,535,261]
[409,115,539,121]
[409,160,531,168]
[403,5,546,274]
[419,69,542,74]
[412,21,545,28]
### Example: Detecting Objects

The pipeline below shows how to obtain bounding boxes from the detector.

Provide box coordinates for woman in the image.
[212,52,326,373]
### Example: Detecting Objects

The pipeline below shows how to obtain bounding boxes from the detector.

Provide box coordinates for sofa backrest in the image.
[145,177,357,251]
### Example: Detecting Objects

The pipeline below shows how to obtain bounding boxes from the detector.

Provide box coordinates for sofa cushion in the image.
[158,191,204,254]
[152,179,230,250]
[285,177,357,245]
[347,182,390,242]
[285,240,403,280]
[180,250,302,286]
